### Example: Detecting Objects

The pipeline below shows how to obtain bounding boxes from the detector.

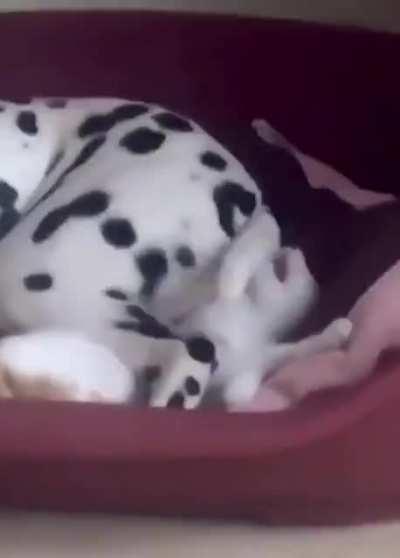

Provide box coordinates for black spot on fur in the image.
[101,218,136,248]
[24,273,53,291]
[0,180,17,207]
[46,98,67,109]
[0,208,20,240]
[126,305,149,320]
[114,305,175,340]
[213,181,256,237]
[68,191,110,216]
[0,181,19,239]
[104,288,129,301]
[32,190,109,243]
[143,365,162,384]
[136,248,168,297]
[114,321,140,332]
[14,98,32,105]
[185,376,201,396]
[78,103,148,138]
[167,392,185,408]
[29,136,106,211]
[45,150,64,176]
[32,209,65,243]
[120,127,165,154]
[0,106,5,112]
[16,110,38,135]
[126,305,174,339]
[171,313,189,327]
[175,245,196,268]
[65,137,106,177]
[200,151,227,171]
[186,336,216,363]
[153,112,193,132]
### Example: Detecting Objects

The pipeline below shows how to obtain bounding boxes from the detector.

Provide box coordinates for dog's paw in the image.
[150,337,215,410]
[0,330,134,403]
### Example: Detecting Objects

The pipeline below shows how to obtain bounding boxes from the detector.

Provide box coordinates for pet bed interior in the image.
[0,10,399,526]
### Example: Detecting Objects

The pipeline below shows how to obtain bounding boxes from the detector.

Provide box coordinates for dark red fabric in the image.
[0,10,400,525]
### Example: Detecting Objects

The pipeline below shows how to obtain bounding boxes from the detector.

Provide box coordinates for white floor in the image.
[1,513,399,557]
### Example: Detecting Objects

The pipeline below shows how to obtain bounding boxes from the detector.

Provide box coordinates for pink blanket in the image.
[243,121,399,412]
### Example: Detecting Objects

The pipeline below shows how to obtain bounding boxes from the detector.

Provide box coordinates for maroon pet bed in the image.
[0,10,400,526]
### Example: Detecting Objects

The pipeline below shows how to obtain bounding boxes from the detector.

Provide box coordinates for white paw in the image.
[223,373,260,407]
[279,247,318,302]
[218,210,281,300]
[0,330,134,403]
[283,247,314,281]
[149,340,213,410]
[218,260,252,300]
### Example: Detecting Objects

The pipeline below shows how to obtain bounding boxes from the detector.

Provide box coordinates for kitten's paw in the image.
[283,247,313,280]
[219,259,254,300]
[219,211,281,300]
[279,247,318,303]
[223,373,261,407]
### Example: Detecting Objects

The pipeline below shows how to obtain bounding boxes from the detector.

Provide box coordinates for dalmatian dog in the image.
[0,97,351,409]
[0,97,273,407]
[0,205,352,409]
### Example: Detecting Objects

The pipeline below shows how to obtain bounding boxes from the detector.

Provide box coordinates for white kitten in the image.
[176,210,352,408]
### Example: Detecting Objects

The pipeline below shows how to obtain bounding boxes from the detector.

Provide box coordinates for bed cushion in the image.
[0,10,399,525]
